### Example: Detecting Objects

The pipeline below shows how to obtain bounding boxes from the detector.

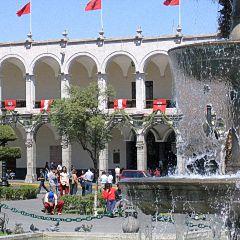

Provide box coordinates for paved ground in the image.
[1,193,126,233]
[0,181,212,237]
[0,188,176,235]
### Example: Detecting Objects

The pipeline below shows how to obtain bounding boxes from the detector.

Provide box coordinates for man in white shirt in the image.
[107,171,113,184]
[100,171,108,188]
[84,169,94,194]
[115,166,121,184]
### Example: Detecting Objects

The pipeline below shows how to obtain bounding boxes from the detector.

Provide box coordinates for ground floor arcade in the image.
[1,121,177,182]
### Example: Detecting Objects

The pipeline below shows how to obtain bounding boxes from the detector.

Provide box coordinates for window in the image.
[113,150,120,164]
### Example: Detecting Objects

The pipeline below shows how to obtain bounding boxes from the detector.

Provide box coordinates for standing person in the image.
[48,168,58,194]
[60,166,70,196]
[115,166,121,184]
[84,169,94,194]
[37,169,49,194]
[43,191,64,215]
[70,169,78,195]
[78,170,86,196]
[44,162,50,180]
[102,183,116,216]
[107,171,113,184]
[99,171,108,188]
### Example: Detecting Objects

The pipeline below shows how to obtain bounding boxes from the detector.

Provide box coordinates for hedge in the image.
[60,194,106,215]
[0,185,38,200]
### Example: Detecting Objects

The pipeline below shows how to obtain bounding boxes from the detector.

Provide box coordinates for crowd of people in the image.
[38,162,95,196]
[37,163,124,216]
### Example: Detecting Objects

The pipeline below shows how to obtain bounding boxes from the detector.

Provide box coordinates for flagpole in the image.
[178,0,181,29]
[100,0,104,31]
[30,0,32,34]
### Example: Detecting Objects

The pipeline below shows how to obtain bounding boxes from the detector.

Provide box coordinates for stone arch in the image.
[0,55,27,101]
[8,125,27,178]
[162,128,176,142]
[0,55,27,75]
[35,123,61,169]
[139,50,169,73]
[103,51,137,103]
[31,54,61,100]
[101,51,138,74]
[64,52,100,75]
[141,50,173,104]
[30,53,61,76]
[66,53,99,88]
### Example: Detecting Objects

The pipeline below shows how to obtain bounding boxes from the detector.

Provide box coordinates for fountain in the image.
[120,0,240,239]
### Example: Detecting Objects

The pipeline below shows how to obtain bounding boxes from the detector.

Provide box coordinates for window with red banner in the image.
[114,99,127,110]
[4,99,16,111]
[40,99,54,112]
[153,99,167,112]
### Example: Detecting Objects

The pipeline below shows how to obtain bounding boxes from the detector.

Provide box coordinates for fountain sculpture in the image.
[120,0,240,239]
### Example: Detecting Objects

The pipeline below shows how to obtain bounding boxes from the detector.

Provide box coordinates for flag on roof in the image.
[16,2,30,17]
[85,0,101,11]
[163,0,179,6]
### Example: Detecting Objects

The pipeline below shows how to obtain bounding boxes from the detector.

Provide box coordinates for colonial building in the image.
[0,30,217,182]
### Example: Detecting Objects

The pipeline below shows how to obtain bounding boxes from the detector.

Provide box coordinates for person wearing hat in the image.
[43,191,64,215]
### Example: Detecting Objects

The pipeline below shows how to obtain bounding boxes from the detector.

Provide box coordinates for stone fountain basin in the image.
[120,177,240,215]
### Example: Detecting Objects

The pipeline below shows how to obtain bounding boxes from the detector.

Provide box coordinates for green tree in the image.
[0,125,21,161]
[50,82,114,171]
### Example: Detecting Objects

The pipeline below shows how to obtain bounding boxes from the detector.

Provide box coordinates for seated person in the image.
[43,191,64,215]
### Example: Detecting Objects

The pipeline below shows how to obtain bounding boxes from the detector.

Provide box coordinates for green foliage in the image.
[0,186,38,200]
[60,194,105,215]
[0,147,21,161]
[218,0,232,38]
[50,82,114,169]
[0,125,17,145]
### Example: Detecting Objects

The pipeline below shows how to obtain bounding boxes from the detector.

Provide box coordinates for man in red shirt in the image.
[102,183,116,215]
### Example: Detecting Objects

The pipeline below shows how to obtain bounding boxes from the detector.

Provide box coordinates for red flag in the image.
[163,0,179,6]
[85,0,101,11]
[114,99,127,110]
[16,2,31,17]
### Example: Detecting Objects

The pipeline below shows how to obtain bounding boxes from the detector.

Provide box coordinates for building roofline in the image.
[0,33,219,48]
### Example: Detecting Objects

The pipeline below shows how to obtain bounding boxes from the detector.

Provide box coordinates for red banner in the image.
[114,99,127,110]
[4,99,16,111]
[40,99,53,112]
[153,99,167,112]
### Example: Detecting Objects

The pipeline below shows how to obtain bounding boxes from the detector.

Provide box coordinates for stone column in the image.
[61,136,72,173]
[97,73,108,110]
[26,74,35,110]
[136,134,147,170]
[135,72,146,110]
[0,75,3,103]
[60,74,71,99]
[25,129,37,183]
[99,144,108,175]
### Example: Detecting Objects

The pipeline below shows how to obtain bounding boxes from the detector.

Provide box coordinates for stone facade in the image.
[0,32,217,182]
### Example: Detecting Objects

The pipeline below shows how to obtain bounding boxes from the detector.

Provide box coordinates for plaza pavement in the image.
[1,183,176,234]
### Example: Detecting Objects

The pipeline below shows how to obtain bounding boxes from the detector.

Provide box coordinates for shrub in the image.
[60,194,105,215]
[0,185,38,200]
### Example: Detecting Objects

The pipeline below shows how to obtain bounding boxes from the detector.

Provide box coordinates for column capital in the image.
[135,72,146,78]
[25,138,33,148]
[25,73,35,81]
[97,72,108,78]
